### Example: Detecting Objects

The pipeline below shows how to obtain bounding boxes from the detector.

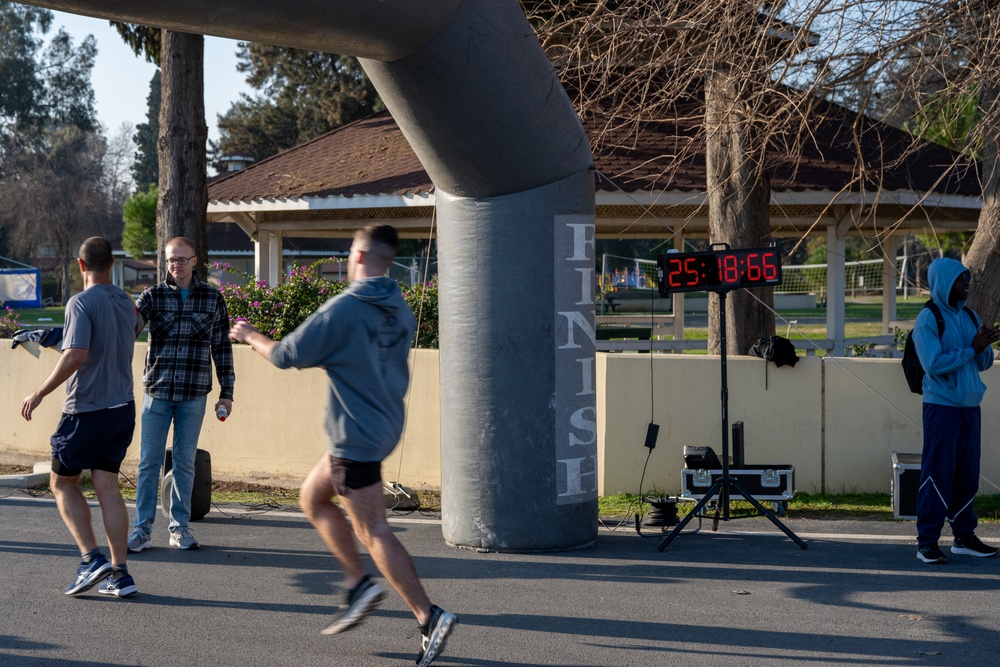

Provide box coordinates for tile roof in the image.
[209,114,432,203]
[208,96,979,203]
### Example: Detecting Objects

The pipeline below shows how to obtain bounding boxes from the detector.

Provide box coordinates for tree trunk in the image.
[60,256,71,305]
[705,68,776,355]
[964,84,1000,325]
[156,30,208,280]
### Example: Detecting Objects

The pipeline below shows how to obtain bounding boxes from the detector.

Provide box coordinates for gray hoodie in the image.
[270,277,417,462]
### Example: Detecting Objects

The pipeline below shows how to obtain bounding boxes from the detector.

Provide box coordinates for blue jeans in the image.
[134,394,208,533]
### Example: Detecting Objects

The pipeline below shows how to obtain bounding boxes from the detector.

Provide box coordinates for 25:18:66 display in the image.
[656,248,782,295]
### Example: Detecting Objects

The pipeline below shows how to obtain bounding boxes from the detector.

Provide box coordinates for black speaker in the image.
[161,448,213,521]
[683,445,722,470]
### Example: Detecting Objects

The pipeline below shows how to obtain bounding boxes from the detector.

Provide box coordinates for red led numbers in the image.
[656,247,782,295]
[666,258,702,288]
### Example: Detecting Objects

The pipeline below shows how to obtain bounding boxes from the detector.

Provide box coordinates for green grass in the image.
[7,305,149,341]
[8,306,65,326]
[775,297,927,320]
[11,471,999,523]
[599,492,1000,523]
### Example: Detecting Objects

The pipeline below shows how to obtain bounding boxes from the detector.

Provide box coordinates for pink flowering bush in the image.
[215,261,439,348]
[0,304,22,338]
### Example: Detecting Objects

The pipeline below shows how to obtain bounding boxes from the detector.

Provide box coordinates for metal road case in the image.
[681,464,796,503]
[891,452,921,520]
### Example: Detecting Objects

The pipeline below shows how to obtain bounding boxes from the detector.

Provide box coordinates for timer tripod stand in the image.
[654,245,806,551]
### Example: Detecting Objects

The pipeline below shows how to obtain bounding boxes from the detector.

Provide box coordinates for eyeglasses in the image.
[166,256,195,266]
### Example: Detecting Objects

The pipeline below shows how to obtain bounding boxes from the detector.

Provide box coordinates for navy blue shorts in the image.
[50,402,136,477]
[329,455,382,495]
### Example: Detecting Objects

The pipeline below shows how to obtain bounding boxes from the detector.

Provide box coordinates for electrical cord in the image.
[599,444,654,532]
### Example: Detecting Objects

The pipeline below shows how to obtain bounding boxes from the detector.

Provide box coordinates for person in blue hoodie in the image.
[229,224,457,667]
[912,257,1000,564]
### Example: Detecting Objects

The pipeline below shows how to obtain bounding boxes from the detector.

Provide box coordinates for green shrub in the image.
[0,303,22,338]
[215,261,439,348]
[402,280,439,349]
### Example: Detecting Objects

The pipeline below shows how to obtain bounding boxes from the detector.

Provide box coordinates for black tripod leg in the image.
[728,480,808,550]
[712,484,728,531]
[657,480,723,551]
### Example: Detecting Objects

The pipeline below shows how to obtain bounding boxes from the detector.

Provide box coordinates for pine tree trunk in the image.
[705,68,776,355]
[964,85,1000,325]
[156,30,208,280]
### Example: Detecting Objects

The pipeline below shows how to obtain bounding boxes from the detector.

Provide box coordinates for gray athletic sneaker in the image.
[168,528,200,550]
[321,576,386,635]
[127,530,152,553]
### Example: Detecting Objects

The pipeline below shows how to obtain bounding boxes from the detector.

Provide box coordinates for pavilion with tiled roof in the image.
[208,102,979,242]
[207,103,981,354]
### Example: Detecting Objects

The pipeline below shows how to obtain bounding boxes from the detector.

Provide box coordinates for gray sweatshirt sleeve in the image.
[270,301,346,370]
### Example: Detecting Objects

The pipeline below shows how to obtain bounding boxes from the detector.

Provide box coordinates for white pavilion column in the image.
[111,259,125,290]
[270,232,283,284]
[254,232,283,286]
[882,236,900,336]
[826,222,848,356]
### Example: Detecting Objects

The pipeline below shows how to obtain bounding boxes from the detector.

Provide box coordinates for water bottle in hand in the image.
[216,406,228,422]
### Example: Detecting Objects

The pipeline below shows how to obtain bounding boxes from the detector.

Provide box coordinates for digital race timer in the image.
[656,247,782,296]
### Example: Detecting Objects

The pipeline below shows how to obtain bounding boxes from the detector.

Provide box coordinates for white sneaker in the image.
[168,528,200,550]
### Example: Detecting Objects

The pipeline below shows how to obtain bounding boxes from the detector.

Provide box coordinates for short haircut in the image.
[355,224,399,265]
[79,237,113,272]
[166,236,197,254]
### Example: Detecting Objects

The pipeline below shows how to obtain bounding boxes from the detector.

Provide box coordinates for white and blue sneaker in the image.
[65,553,113,595]
[99,570,138,597]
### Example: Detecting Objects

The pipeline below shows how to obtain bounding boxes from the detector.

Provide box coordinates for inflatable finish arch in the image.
[30,0,598,551]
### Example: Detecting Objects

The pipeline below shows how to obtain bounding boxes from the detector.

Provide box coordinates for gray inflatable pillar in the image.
[362,1,597,550]
[26,0,598,550]
[435,172,597,551]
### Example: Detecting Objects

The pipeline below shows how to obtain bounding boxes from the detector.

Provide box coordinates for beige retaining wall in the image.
[3,343,999,496]
[0,343,441,488]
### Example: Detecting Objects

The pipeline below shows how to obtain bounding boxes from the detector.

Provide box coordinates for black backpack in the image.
[902,300,977,394]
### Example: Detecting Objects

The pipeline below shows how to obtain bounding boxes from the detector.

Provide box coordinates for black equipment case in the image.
[681,465,796,502]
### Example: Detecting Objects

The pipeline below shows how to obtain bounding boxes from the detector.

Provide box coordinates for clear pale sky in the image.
[47,10,252,145]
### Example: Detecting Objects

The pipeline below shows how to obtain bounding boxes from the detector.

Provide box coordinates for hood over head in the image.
[928,257,970,312]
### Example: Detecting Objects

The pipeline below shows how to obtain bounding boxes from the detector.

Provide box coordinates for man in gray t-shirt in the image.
[20,237,144,598]
[61,281,140,414]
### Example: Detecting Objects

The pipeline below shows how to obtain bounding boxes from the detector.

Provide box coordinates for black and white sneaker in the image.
[416,605,458,667]
[952,535,999,558]
[917,544,948,564]
[321,576,386,635]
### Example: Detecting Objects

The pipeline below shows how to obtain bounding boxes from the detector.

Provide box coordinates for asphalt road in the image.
[2,494,998,667]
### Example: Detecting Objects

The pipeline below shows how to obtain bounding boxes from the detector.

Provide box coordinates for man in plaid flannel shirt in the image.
[128,236,235,552]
